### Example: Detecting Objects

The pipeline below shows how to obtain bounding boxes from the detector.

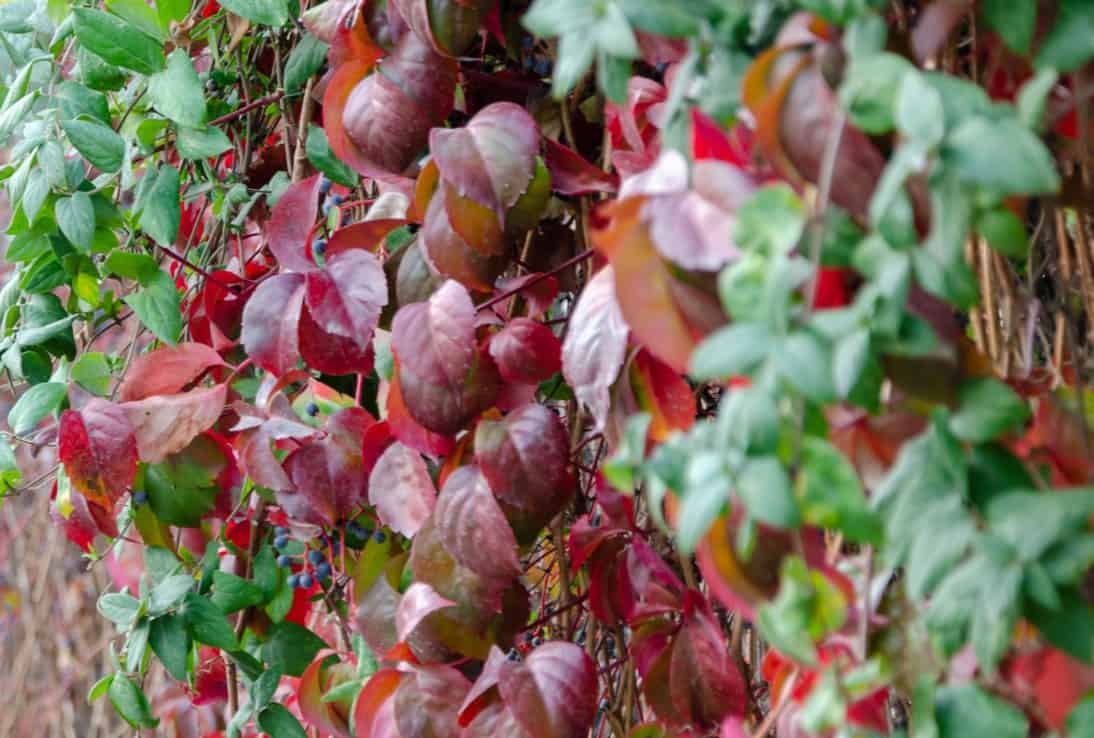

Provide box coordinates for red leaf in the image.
[429,102,541,223]
[326,219,407,260]
[368,441,437,537]
[394,664,474,738]
[396,582,457,642]
[386,365,457,457]
[241,273,306,376]
[543,138,618,195]
[299,306,376,375]
[119,384,227,464]
[434,465,522,580]
[668,607,748,727]
[444,184,506,256]
[392,0,490,57]
[58,399,138,511]
[392,279,475,385]
[299,655,354,738]
[268,174,322,272]
[459,647,509,726]
[303,249,387,350]
[561,267,629,428]
[420,188,509,292]
[352,670,405,738]
[474,403,571,524]
[691,108,742,166]
[118,343,226,402]
[498,642,597,738]
[488,319,562,385]
[50,476,117,550]
[629,349,694,442]
[491,273,560,319]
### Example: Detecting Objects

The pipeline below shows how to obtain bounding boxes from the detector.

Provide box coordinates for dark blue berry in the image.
[298,573,313,588]
[287,573,299,588]
[329,538,340,553]
[132,490,148,506]
[275,526,289,537]
[507,648,520,661]
[347,521,366,538]
[307,550,324,565]
[521,36,533,51]
[330,193,344,206]
[274,535,289,550]
[277,554,293,568]
[532,636,543,646]
[312,240,327,257]
[318,176,332,195]
[305,402,320,417]
[316,562,332,580]
[373,530,386,543]
[406,223,420,234]
[655,62,668,75]
[534,58,551,77]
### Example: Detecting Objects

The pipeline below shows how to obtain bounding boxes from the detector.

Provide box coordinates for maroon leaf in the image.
[392,0,490,57]
[304,249,387,350]
[280,407,375,526]
[429,102,540,223]
[459,647,509,726]
[668,605,748,727]
[367,441,437,537]
[241,273,306,376]
[498,642,597,738]
[561,267,629,429]
[392,279,475,385]
[394,665,474,738]
[269,174,322,272]
[490,273,560,319]
[386,364,457,457]
[58,399,138,511]
[420,190,510,292]
[543,138,618,195]
[474,403,570,519]
[434,465,522,581]
[488,319,562,385]
[396,582,457,642]
[299,306,376,375]
[325,219,408,260]
[119,384,227,464]
[117,343,226,402]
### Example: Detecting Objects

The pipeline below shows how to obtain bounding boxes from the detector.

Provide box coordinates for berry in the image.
[307,550,325,566]
[532,636,543,646]
[277,554,293,568]
[506,648,520,661]
[275,526,289,537]
[534,57,551,77]
[318,176,332,195]
[316,562,332,580]
[373,530,386,543]
[330,193,344,206]
[305,402,320,417]
[297,573,313,589]
[274,535,289,550]
[287,574,299,588]
[132,490,148,506]
[312,240,327,257]
[347,521,366,538]
[406,223,420,234]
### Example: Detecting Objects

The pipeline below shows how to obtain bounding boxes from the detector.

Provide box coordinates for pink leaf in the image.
[396,582,457,643]
[394,665,474,738]
[499,642,597,738]
[543,138,618,195]
[119,384,227,464]
[434,465,522,581]
[268,174,322,272]
[561,267,629,429]
[117,343,226,402]
[241,273,306,376]
[488,319,562,385]
[392,280,475,387]
[474,404,570,517]
[368,442,437,537]
[304,249,387,350]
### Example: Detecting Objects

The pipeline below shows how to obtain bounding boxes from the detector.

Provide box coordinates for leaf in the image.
[59,399,138,512]
[419,188,510,292]
[981,0,1035,55]
[933,684,1027,738]
[72,8,165,75]
[542,138,618,195]
[99,592,140,625]
[488,318,562,385]
[434,465,522,580]
[798,437,881,544]
[7,381,66,435]
[211,571,265,613]
[124,269,182,344]
[367,442,436,538]
[305,124,356,187]
[950,378,1030,443]
[119,383,227,463]
[429,102,540,222]
[667,608,748,727]
[148,49,206,127]
[1036,0,1094,72]
[218,0,289,25]
[140,165,181,247]
[689,322,772,381]
[182,592,237,650]
[561,267,629,428]
[150,573,194,613]
[268,174,321,272]
[396,582,457,642]
[838,52,913,134]
[241,273,305,375]
[833,329,870,398]
[177,124,233,160]
[285,33,329,92]
[977,207,1028,258]
[498,642,597,738]
[62,117,125,173]
[776,332,835,402]
[118,342,225,401]
[734,184,804,256]
[304,249,386,350]
[944,117,1060,196]
[736,457,799,529]
[263,621,328,677]
[149,614,192,681]
[258,703,309,738]
[896,71,944,147]
[108,673,159,728]
[55,192,96,251]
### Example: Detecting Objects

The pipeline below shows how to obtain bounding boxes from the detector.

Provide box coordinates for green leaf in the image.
[944,116,1061,196]
[0,438,21,491]
[106,0,166,39]
[71,352,112,395]
[1036,0,1094,73]
[62,117,125,173]
[108,672,159,728]
[1017,68,1057,131]
[949,378,1030,443]
[182,592,238,651]
[797,437,881,544]
[1068,697,1094,738]
[896,71,944,147]
[757,556,847,667]
[284,33,329,92]
[734,184,805,255]
[735,456,799,528]
[619,0,698,37]
[715,386,780,455]
[124,270,181,344]
[933,684,1027,738]
[149,613,191,681]
[150,573,194,613]
[262,621,327,677]
[211,570,266,613]
[98,591,141,625]
[7,381,66,435]
[253,545,280,601]
[832,328,870,399]
[144,546,181,584]
[776,332,835,402]
[87,674,113,703]
[72,8,165,75]
[689,322,772,381]
[305,125,356,188]
[140,165,181,247]
[218,0,289,26]
[104,250,160,283]
[77,46,128,92]
[144,453,218,525]
[177,124,233,160]
[126,618,150,671]
[55,192,96,252]
[970,559,1021,672]
[977,207,1028,258]
[157,0,191,27]
[981,0,1035,55]
[602,413,651,493]
[1027,588,1094,663]
[677,452,732,553]
[0,92,39,148]
[148,49,206,127]
[257,704,308,738]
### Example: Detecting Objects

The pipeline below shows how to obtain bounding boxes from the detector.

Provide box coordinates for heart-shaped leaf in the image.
[268,174,322,272]
[488,318,562,385]
[241,273,306,376]
[498,642,597,738]
[434,465,522,581]
[368,442,437,537]
[59,398,138,512]
[561,267,629,429]
[117,342,226,401]
[304,249,387,350]
[474,403,570,517]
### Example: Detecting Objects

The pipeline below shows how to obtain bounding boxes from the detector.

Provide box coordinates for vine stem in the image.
[750,670,798,738]
[477,249,594,313]
[156,244,238,291]
[209,90,286,127]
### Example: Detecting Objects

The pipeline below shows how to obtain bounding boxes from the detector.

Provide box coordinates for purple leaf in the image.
[474,404,570,518]
[396,582,457,643]
[304,249,387,350]
[392,280,475,386]
[268,174,322,272]
[498,642,597,738]
[241,273,306,376]
[368,442,437,537]
[543,138,618,195]
[434,465,522,581]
